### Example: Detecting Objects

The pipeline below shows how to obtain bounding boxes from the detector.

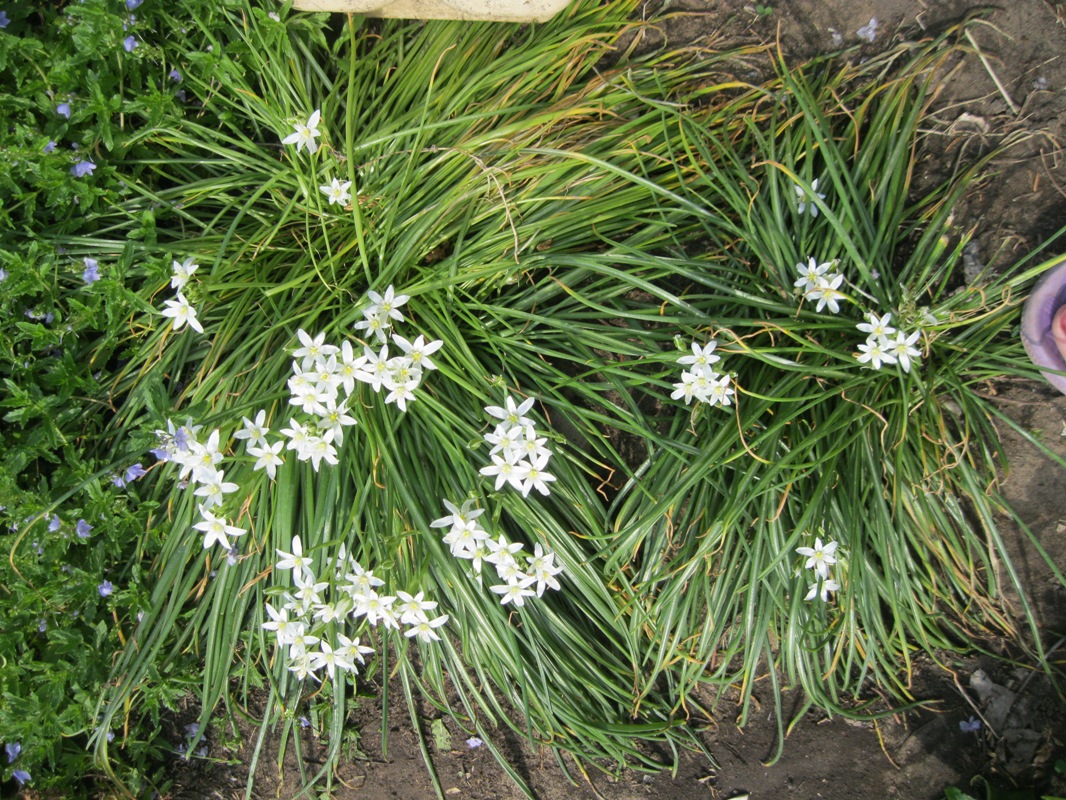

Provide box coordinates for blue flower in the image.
[126,0,144,9]
[173,427,190,450]
[82,257,101,285]
[0,11,11,29]
[5,742,20,763]
[168,68,182,82]
[37,618,46,632]
[57,102,72,119]
[959,716,981,733]
[13,768,31,786]
[71,160,96,177]
[124,463,147,482]
[98,580,114,597]
[44,140,57,153]
[48,514,61,532]
[76,519,93,538]
[465,736,483,749]
[123,35,137,52]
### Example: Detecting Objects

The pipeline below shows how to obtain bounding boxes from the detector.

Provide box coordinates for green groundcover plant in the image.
[0,0,223,792]
[2,0,1064,796]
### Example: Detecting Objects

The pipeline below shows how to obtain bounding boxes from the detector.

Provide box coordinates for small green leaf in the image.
[429,718,451,752]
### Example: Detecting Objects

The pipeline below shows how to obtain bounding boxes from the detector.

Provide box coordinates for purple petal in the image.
[1021,254,1066,395]
[71,160,96,178]
[124,463,147,482]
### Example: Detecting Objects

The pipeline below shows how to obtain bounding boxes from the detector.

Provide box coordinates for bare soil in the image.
[166,3,1066,799]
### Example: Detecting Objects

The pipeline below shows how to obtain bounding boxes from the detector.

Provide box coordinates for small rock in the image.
[963,241,984,283]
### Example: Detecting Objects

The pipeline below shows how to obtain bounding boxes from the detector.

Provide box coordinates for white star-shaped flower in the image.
[161,293,204,333]
[319,177,351,206]
[281,109,322,154]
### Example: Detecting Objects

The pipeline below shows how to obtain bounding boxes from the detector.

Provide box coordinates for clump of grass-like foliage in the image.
[27,1,1058,795]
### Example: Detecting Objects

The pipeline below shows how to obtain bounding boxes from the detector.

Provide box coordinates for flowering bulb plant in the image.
[33,4,1057,799]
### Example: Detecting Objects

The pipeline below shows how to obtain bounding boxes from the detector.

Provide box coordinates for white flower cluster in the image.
[153,419,246,557]
[671,341,735,407]
[477,395,556,497]
[431,499,563,607]
[263,538,449,682]
[795,537,840,602]
[258,289,441,473]
[160,257,203,333]
[794,257,847,314]
[351,286,443,411]
[853,312,923,373]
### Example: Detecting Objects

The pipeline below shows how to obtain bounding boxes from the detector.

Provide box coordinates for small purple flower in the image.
[124,463,147,482]
[465,736,483,749]
[71,160,96,178]
[76,519,93,538]
[299,716,311,728]
[44,140,57,153]
[82,257,101,285]
[123,35,137,52]
[38,618,47,632]
[0,11,11,29]
[126,0,144,9]
[168,68,182,82]
[5,741,20,763]
[98,580,114,597]
[173,427,190,451]
[150,446,170,462]
[960,716,981,733]
[107,731,115,742]
[48,514,61,532]
[56,102,71,119]
[112,474,126,488]
[13,769,31,786]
